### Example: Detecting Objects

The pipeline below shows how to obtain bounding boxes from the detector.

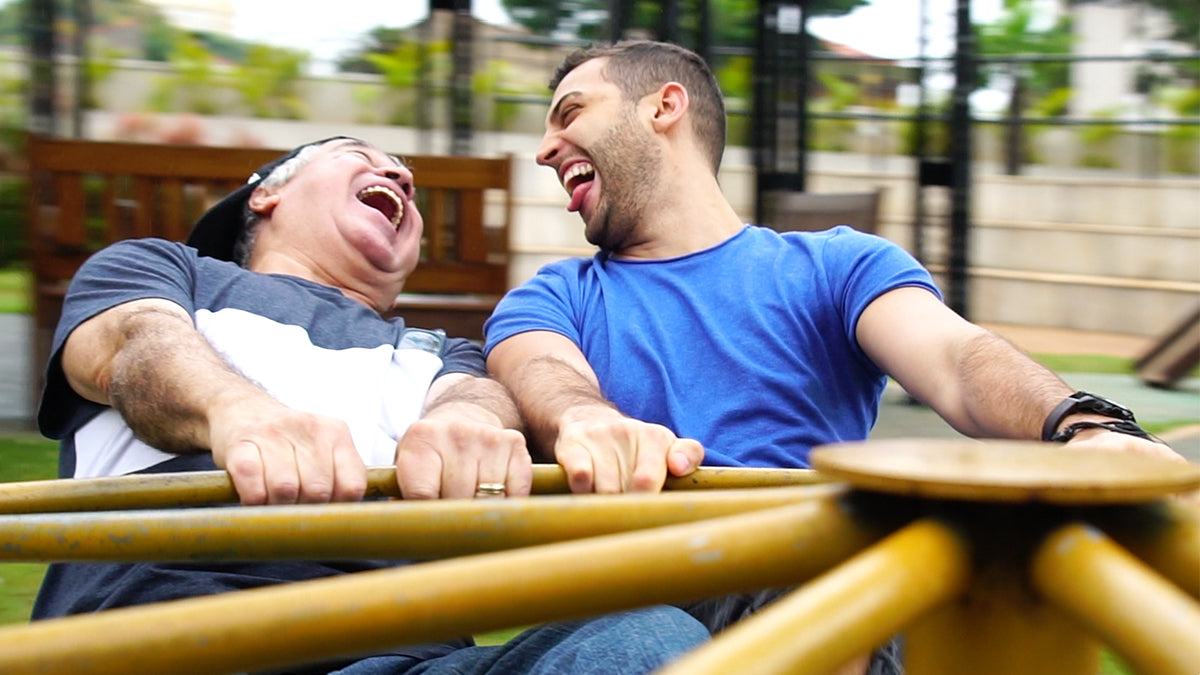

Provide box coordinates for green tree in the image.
[500,0,867,46]
[230,44,309,119]
[977,0,1074,97]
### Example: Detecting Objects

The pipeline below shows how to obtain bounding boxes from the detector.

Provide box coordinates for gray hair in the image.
[232,142,332,267]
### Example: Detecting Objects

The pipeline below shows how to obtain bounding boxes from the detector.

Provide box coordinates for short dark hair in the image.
[550,40,727,173]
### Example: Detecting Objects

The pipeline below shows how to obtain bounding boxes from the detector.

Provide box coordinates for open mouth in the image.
[562,161,595,195]
[357,186,404,229]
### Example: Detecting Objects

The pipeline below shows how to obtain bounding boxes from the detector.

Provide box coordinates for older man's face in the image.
[260,139,424,285]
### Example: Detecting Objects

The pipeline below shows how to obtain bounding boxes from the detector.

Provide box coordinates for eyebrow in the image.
[547,91,582,127]
[339,140,406,169]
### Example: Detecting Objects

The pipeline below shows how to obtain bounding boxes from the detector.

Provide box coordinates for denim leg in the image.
[330,606,709,675]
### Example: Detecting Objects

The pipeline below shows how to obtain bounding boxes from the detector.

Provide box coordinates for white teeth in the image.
[562,162,594,191]
[357,185,403,227]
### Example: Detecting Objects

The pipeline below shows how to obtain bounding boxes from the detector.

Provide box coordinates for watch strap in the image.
[1040,391,1136,441]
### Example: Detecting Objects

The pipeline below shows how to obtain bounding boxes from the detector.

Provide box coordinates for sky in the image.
[228,0,1010,74]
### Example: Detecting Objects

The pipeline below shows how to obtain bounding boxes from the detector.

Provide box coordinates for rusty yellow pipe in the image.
[657,518,971,675]
[0,493,886,675]
[0,484,843,562]
[1099,499,1200,599]
[1031,522,1200,675]
[0,465,826,514]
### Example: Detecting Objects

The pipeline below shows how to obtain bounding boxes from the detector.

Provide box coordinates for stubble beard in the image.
[584,109,660,254]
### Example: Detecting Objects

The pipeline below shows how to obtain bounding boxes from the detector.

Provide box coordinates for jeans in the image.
[329,605,709,675]
[680,589,904,675]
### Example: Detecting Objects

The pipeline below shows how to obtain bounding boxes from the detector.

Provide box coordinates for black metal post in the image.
[660,0,680,43]
[947,0,974,318]
[697,0,712,65]
[1004,70,1024,175]
[911,0,929,265]
[28,0,57,136]
[609,0,629,42]
[450,0,474,155]
[72,0,91,138]
[752,1,808,228]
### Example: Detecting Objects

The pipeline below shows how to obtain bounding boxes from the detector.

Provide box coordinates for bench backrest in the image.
[767,188,883,235]
[25,135,512,408]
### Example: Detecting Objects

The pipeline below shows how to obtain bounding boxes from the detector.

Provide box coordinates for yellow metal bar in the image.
[1100,499,1200,599]
[906,543,1101,675]
[0,485,843,562]
[1030,522,1200,675]
[657,519,971,675]
[0,465,826,514]
[0,495,886,675]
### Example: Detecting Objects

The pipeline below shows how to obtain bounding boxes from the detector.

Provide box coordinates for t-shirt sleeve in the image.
[819,226,942,345]
[38,239,199,439]
[436,337,488,378]
[483,263,582,356]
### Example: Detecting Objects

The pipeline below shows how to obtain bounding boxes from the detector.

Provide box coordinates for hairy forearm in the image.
[505,354,620,457]
[950,331,1073,439]
[423,374,524,432]
[104,307,265,453]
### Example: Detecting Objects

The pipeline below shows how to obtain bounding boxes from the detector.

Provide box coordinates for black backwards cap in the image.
[186,136,354,262]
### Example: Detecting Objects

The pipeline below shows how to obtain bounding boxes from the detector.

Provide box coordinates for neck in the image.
[250,251,396,315]
[615,160,744,260]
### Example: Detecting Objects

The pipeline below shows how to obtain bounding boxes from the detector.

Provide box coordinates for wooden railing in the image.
[25,135,512,406]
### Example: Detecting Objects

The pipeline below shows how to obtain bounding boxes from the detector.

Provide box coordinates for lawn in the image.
[0,265,30,314]
[0,433,56,624]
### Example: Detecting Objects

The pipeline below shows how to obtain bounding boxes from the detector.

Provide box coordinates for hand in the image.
[1063,426,1187,463]
[394,402,532,500]
[555,405,705,494]
[207,394,367,506]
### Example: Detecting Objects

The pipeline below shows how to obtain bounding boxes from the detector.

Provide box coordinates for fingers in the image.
[211,407,366,506]
[395,420,532,500]
[556,417,706,494]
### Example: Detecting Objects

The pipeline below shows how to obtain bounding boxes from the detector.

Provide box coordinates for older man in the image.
[33,136,708,675]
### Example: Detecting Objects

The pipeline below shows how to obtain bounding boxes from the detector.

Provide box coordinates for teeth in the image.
[357,186,403,228]
[562,162,594,192]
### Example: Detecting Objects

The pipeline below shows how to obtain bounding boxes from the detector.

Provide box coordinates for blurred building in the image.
[143,0,235,36]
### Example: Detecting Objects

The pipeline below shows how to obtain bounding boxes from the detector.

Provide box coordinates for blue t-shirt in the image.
[34,238,481,662]
[485,225,939,468]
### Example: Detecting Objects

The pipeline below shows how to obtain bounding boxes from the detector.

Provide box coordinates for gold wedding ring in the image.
[474,482,507,498]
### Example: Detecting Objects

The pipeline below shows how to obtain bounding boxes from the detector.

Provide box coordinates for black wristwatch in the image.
[1041,390,1144,442]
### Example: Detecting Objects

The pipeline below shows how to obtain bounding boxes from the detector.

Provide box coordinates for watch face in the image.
[1075,392,1134,420]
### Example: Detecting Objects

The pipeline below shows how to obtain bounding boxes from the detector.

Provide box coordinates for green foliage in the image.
[231,44,309,120]
[148,34,222,114]
[1137,0,1199,49]
[0,175,27,269]
[364,39,451,126]
[500,0,866,46]
[1163,124,1199,175]
[337,27,412,74]
[0,263,30,313]
[1077,109,1121,168]
[473,59,535,131]
[976,0,1074,109]
[816,72,860,112]
[1033,87,1071,118]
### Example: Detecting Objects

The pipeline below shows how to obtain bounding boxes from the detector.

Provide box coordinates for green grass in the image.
[0,433,57,624]
[1032,353,1134,375]
[0,265,30,314]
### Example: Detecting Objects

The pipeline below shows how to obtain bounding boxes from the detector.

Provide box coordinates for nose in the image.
[536,131,561,168]
[382,165,414,199]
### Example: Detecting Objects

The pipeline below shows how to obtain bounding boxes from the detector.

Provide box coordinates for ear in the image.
[246,184,281,216]
[648,81,689,134]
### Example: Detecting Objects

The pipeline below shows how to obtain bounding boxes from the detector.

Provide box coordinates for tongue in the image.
[567,180,594,213]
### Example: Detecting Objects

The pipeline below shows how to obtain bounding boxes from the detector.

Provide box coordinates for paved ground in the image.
[2,313,1197,461]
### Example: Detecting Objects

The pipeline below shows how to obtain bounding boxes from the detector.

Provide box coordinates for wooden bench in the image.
[26,135,512,407]
[766,188,884,235]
